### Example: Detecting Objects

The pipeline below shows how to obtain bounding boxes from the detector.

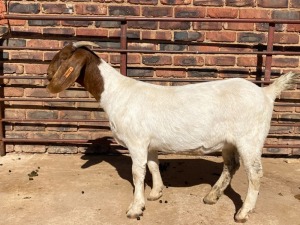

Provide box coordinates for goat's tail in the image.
[263,71,299,100]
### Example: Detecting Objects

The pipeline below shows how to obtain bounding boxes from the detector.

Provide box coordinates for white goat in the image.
[46,41,299,223]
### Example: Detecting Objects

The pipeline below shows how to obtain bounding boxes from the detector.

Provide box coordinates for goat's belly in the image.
[149,140,224,155]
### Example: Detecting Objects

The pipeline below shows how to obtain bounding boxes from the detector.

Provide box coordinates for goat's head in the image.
[47,41,104,101]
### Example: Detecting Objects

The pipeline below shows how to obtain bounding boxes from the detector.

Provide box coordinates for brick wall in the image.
[0,0,299,155]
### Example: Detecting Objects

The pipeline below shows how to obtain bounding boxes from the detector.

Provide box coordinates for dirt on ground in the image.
[0,154,299,225]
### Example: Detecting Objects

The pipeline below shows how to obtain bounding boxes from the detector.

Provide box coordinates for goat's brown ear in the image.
[47,50,87,93]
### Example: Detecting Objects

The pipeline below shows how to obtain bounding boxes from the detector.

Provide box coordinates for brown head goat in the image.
[47,41,299,223]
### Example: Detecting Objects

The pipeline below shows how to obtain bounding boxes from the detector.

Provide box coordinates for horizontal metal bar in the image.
[1,118,109,123]
[0,76,47,79]
[0,98,96,102]
[1,138,102,144]
[264,144,300,149]
[1,46,300,56]
[3,14,300,24]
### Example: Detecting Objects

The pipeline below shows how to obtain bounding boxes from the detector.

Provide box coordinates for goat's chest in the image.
[109,121,127,148]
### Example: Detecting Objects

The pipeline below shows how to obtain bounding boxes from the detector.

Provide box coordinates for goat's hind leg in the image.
[147,150,164,201]
[203,145,240,205]
[235,150,263,223]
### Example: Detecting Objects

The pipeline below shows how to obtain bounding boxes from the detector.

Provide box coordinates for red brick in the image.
[257,0,288,8]
[272,10,300,20]
[9,3,40,14]
[272,57,299,68]
[11,26,42,35]
[175,7,205,18]
[291,0,300,7]
[223,22,254,31]
[24,64,48,75]
[128,0,158,4]
[109,6,140,16]
[237,32,266,43]
[110,54,141,64]
[194,0,223,6]
[43,28,75,36]
[75,4,107,15]
[273,106,294,112]
[42,3,71,14]
[59,89,90,98]
[142,55,172,65]
[206,32,236,42]
[161,0,191,4]
[225,0,254,6]
[3,64,24,74]
[189,45,219,52]
[44,52,57,61]
[142,7,172,17]
[205,56,236,66]
[237,56,258,67]
[239,9,271,19]
[274,33,299,44]
[128,21,158,30]
[4,87,24,97]
[156,70,186,78]
[174,31,204,42]
[76,28,108,37]
[5,109,26,119]
[128,43,156,51]
[160,21,190,30]
[15,145,46,153]
[174,56,204,66]
[8,20,26,26]
[27,40,59,48]
[25,88,52,98]
[10,51,43,60]
[142,30,172,40]
[60,111,92,120]
[193,22,222,30]
[287,24,300,32]
[279,91,300,100]
[206,8,238,18]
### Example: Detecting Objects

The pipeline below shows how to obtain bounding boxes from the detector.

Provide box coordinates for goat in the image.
[47,41,299,223]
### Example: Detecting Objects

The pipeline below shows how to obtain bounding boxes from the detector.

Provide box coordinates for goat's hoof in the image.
[126,203,145,219]
[234,211,249,223]
[147,191,163,201]
[203,194,218,205]
[126,209,144,219]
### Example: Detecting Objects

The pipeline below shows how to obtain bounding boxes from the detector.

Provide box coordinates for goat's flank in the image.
[47,41,299,223]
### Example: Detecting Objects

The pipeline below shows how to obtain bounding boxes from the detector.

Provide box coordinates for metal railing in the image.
[0,14,300,155]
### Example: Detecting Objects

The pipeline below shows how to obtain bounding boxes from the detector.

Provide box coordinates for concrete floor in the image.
[0,154,299,225]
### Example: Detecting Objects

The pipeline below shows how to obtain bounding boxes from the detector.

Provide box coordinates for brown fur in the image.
[47,44,104,101]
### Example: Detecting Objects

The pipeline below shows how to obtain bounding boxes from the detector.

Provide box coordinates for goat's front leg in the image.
[126,148,147,219]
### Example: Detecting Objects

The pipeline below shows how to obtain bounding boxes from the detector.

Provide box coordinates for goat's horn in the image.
[73,41,99,48]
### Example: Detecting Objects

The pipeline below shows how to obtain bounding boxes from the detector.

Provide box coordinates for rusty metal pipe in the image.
[2,14,300,24]
[1,46,300,56]
[264,23,275,82]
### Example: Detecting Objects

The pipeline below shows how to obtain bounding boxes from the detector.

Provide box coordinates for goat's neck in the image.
[98,59,137,113]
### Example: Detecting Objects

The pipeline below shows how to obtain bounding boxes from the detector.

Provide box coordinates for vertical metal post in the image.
[120,20,128,76]
[264,23,275,82]
[0,40,5,156]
